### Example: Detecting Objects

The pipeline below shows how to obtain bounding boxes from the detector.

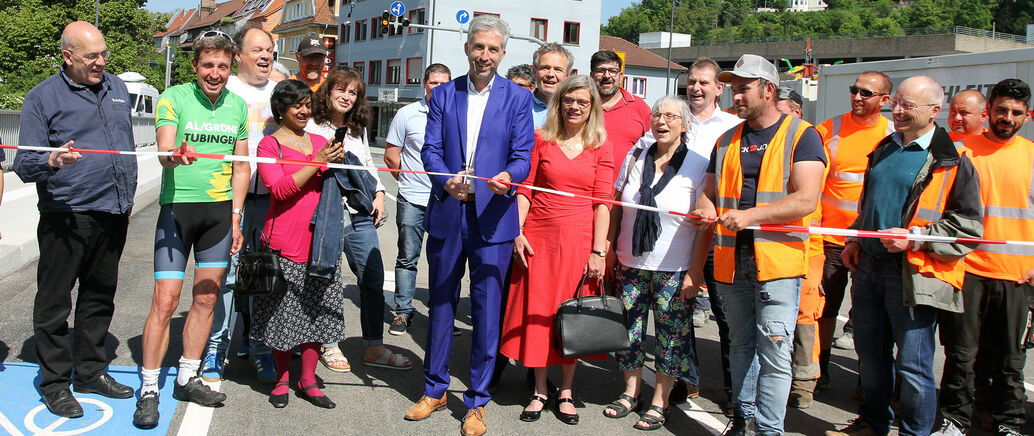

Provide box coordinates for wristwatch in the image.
[591,249,606,257]
[232,208,244,215]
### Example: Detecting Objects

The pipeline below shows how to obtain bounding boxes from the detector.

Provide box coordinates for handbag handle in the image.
[573,272,608,310]
[252,137,287,250]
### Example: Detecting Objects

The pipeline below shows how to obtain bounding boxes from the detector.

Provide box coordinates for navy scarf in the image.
[631,141,688,257]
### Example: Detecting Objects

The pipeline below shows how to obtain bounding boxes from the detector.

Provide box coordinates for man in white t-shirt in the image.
[383,63,451,335]
[201,23,279,385]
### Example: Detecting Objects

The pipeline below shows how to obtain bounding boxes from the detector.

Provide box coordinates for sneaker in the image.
[133,392,160,429]
[200,351,224,382]
[389,315,411,336]
[825,418,885,436]
[250,353,277,384]
[173,376,226,406]
[453,325,462,336]
[996,424,1023,436]
[692,307,709,328]
[833,331,855,350]
[931,418,965,436]
[236,342,250,359]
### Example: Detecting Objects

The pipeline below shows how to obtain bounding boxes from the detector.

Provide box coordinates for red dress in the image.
[500,134,615,367]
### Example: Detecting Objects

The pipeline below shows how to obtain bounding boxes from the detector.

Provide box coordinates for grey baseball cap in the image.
[778,87,804,106]
[717,54,780,84]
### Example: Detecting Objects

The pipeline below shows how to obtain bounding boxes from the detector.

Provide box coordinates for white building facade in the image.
[335,0,601,137]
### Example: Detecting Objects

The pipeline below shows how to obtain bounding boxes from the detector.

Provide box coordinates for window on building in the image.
[409,8,426,34]
[284,0,313,21]
[288,35,302,53]
[388,20,403,37]
[473,11,500,18]
[371,18,384,39]
[369,60,382,85]
[563,21,580,45]
[353,61,365,78]
[530,18,547,41]
[387,59,401,84]
[340,23,350,43]
[621,77,627,89]
[406,57,422,84]
[355,19,368,41]
[632,77,646,97]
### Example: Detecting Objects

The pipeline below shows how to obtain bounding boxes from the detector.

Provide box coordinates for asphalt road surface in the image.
[1,146,1033,435]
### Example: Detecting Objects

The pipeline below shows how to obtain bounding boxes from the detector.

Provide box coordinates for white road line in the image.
[0,411,24,436]
[383,191,397,202]
[837,315,848,323]
[1025,381,1034,394]
[641,365,726,435]
[175,380,220,436]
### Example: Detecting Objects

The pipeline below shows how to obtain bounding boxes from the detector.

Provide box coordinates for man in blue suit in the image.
[402,15,534,436]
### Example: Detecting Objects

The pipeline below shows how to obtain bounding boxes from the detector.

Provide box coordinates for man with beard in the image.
[947,89,988,140]
[691,54,827,435]
[933,78,1033,436]
[290,34,328,92]
[134,31,250,428]
[14,20,138,419]
[201,23,279,384]
[530,43,572,127]
[590,50,651,180]
[812,72,894,402]
[403,15,533,436]
[826,76,982,436]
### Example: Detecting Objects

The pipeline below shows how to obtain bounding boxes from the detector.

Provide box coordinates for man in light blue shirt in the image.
[384,63,451,335]
[530,43,572,127]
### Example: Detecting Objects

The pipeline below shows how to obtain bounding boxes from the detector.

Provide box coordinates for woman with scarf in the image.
[500,75,614,425]
[601,96,712,431]
[304,69,412,372]
[251,79,344,409]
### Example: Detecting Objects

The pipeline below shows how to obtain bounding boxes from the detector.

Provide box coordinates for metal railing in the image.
[690,25,1032,47]
[0,110,155,169]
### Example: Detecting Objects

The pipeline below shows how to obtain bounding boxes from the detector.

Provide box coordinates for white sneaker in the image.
[833,331,855,350]
[931,418,964,436]
[692,308,708,328]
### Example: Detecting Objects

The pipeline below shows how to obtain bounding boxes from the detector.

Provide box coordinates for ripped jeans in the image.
[719,248,801,435]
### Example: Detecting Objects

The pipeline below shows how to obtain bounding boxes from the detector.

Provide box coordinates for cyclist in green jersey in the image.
[134,31,250,429]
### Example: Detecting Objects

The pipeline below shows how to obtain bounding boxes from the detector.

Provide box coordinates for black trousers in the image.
[939,272,1033,430]
[34,211,129,394]
[704,249,733,396]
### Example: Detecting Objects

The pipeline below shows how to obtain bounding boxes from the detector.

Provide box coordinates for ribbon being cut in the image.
[3,143,1031,249]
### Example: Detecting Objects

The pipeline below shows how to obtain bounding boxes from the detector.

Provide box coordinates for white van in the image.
[118,72,160,118]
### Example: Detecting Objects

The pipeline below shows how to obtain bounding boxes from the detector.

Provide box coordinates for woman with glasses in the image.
[500,75,614,425]
[602,96,711,431]
[305,70,412,371]
[250,80,345,409]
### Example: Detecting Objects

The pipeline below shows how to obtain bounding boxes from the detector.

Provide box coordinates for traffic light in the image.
[380,10,390,34]
[398,16,410,27]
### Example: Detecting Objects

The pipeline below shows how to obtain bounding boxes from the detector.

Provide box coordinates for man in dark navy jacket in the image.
[403,14,534,436]
[14,21,138,419]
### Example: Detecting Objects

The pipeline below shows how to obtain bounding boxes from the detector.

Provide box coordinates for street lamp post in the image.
[665,0,680,95]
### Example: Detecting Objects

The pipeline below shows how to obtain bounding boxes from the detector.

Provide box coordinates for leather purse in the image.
[553,272,631,358]
[235,228,286,297]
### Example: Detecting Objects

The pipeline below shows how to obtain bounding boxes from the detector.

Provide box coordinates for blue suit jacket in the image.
[421,74,534,243]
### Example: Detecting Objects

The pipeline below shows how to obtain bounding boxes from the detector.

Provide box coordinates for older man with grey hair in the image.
[505,63,534,91]
[530,42,573,127]
[826,75,982,436]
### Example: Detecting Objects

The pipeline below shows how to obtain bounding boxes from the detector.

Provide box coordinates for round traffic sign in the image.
[390,1,406,17]
[456,10,470,24]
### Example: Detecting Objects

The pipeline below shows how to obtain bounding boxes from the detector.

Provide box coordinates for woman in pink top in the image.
[250,80,345,410]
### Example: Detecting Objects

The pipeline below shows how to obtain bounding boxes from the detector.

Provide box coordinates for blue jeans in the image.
[851,254,937,436]
[718,248,800,434]
[341,214,385,346]
[393,197,426,318]
[208,195,272,356]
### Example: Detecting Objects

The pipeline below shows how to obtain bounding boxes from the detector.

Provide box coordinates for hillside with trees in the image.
[603,0,1027,44]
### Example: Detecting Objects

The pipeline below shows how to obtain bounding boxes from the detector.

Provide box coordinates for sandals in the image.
[633,405,669,431]
[519,394,548,422]
[555,397,579,425]
[319,347,351,373]
[362,347,412,370]
[603,393,641,419]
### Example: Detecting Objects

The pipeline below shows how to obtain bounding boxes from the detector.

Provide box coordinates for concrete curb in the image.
[0,146,163,279]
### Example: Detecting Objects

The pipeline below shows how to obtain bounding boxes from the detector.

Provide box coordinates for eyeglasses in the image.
[849,85,885,99]
[890,99,937,111]
[561,97,591,110]
[68,49,111,63]
[651,112,682,123]
[592,67,621,77]
[200,30,233,43]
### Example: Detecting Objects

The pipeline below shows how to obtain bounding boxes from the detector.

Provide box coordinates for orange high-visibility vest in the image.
[904,142,969,290]
[713,116,811,283]
[816,114,893,245]
[962,134,1034,281]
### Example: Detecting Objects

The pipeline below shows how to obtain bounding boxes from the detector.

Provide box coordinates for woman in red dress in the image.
[500,75,614,425]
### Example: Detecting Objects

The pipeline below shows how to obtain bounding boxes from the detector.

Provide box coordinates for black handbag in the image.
[553,272,631,358]
[235,139,287,297]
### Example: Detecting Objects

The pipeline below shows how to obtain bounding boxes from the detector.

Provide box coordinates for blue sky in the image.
[143,0,637,24]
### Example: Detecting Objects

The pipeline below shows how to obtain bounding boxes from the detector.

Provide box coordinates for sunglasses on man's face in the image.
[849,85,884,99]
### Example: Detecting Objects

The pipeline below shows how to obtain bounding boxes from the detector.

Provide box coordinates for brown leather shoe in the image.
[461,407,487,436]
[404,394,447,421]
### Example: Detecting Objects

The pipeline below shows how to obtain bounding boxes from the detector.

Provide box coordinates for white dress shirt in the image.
[690,105,744,158]
[465,75,495,171]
